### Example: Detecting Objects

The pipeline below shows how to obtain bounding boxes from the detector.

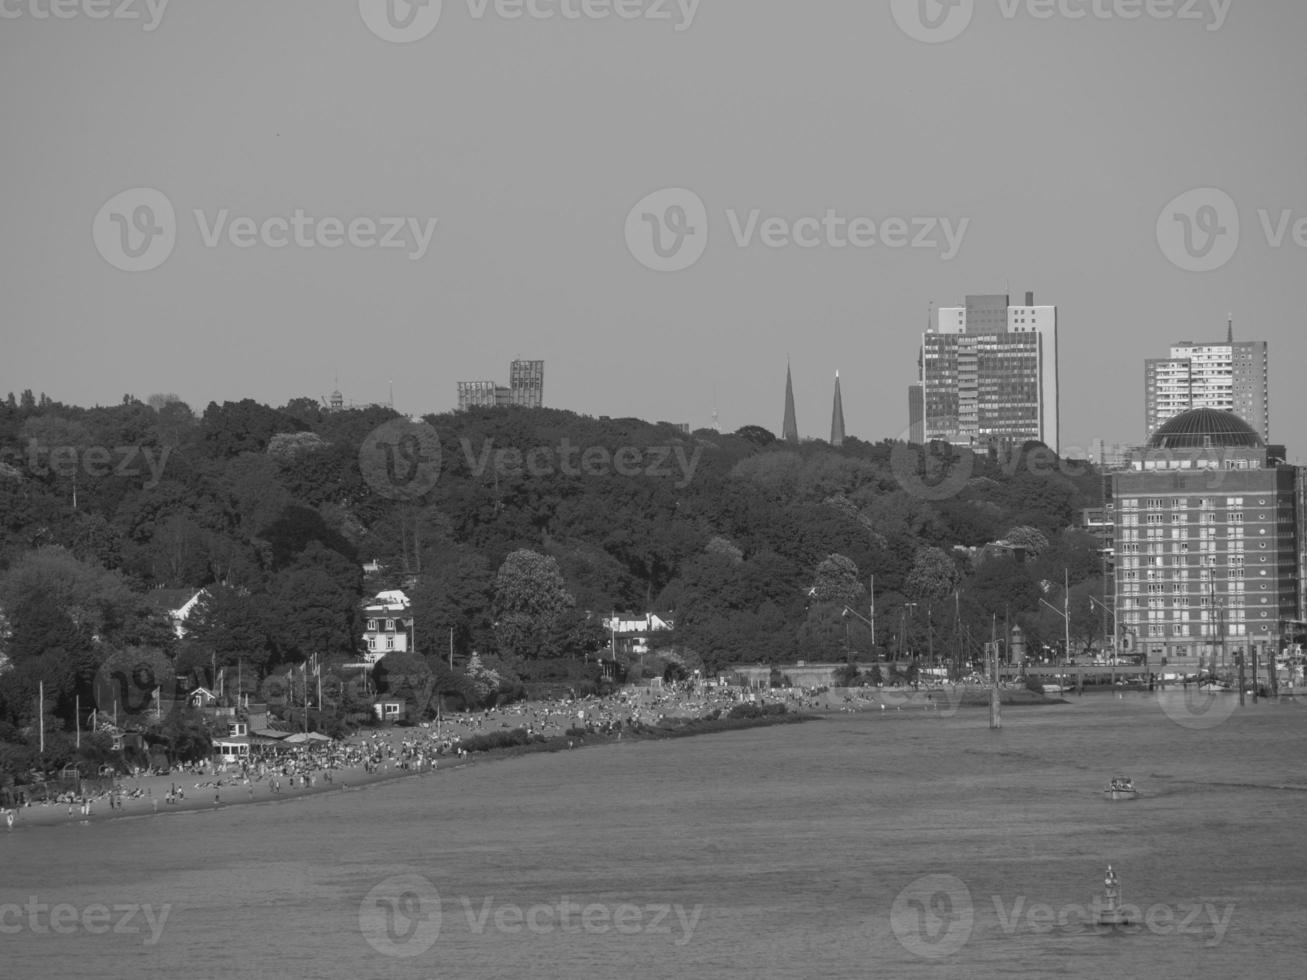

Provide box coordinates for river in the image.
[3,692,1305,979]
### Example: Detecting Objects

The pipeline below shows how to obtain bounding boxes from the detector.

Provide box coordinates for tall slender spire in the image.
[830,371,845,447]
[782,360,799,443]
[1227,314,1234,344]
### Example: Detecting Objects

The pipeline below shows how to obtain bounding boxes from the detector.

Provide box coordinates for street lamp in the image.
[900,603,918,663]
[1040,569,1073,686]
[842,606,874,663]
[1088,595,1117,662]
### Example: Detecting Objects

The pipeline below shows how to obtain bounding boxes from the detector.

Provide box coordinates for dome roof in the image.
[1147,409,1263,450]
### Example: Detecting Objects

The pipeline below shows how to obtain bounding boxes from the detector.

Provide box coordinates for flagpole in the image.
[76,694,81,749]
[39,681,45,754]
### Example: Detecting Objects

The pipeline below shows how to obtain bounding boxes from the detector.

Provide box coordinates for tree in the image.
[810,554,864,605]
[904,547,960,603]
[492,550,576,659]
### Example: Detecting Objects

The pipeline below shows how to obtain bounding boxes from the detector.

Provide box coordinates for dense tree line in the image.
[0,390,1106,765]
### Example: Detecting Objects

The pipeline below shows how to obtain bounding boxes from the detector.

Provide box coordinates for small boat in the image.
[1103,776,1138,800]
[1097,865,1131,926]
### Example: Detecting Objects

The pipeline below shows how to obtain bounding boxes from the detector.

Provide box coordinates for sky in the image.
[2,0,1303,459]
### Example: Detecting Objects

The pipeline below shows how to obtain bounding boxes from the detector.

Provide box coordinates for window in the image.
[386,619,395,632]
[367,619,378,631]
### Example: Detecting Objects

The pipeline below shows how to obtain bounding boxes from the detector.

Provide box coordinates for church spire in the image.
[830,371,845,447]
[1227,313,1234,344]
[782,360,799,443]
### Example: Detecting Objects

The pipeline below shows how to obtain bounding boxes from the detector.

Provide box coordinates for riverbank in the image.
[0,706,815,833]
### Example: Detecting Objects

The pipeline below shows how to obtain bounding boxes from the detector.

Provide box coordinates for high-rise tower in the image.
[914,291,1059,453]
[1143,320,1269,441]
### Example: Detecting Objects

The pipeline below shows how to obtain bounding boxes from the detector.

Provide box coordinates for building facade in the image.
[362,590,412,665]
[1144,327,1269,441]
[915,292,1059,453]
[1110,409,1301,666]
[457,359,544,410]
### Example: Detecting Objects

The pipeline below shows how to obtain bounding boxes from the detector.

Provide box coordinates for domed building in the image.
[1146,408,1264,451]
[1110,408,1302,669]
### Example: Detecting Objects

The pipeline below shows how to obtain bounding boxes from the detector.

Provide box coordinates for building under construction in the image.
[457,359,544,410]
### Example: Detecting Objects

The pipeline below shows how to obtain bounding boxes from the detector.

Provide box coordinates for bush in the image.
[1024,676,1045,694]
[727,703,788,720]
[459,728,533,753]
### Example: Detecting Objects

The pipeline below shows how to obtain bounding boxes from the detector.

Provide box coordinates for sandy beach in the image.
[0,681,1044,833]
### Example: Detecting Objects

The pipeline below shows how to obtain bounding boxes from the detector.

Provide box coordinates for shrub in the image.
[459,728,533,753]
[1024,676,1045,694]
[727,703,788,720]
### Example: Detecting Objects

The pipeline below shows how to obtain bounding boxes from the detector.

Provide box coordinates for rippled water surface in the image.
[4,694,1306,979]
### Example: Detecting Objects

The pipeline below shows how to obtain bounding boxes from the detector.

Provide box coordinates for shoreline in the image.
[0,710,816,834]
[0,684,1075,834]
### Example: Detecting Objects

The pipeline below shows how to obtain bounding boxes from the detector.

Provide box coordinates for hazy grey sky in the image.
[2,0,1302,457]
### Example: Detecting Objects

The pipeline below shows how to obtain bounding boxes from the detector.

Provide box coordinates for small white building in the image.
[362,590,412,664]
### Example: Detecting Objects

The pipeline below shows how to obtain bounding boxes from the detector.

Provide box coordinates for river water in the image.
[3,693,1305,979]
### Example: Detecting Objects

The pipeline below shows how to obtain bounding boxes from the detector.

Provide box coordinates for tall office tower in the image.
[782,362,799,443]
[907,383,924,444]
[457,360,544,410]
[1144,321,1269,441]
[509,359,544,408]
[1111,408,1301,667]
[830,372,845,447]
[917,291,1059,453]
